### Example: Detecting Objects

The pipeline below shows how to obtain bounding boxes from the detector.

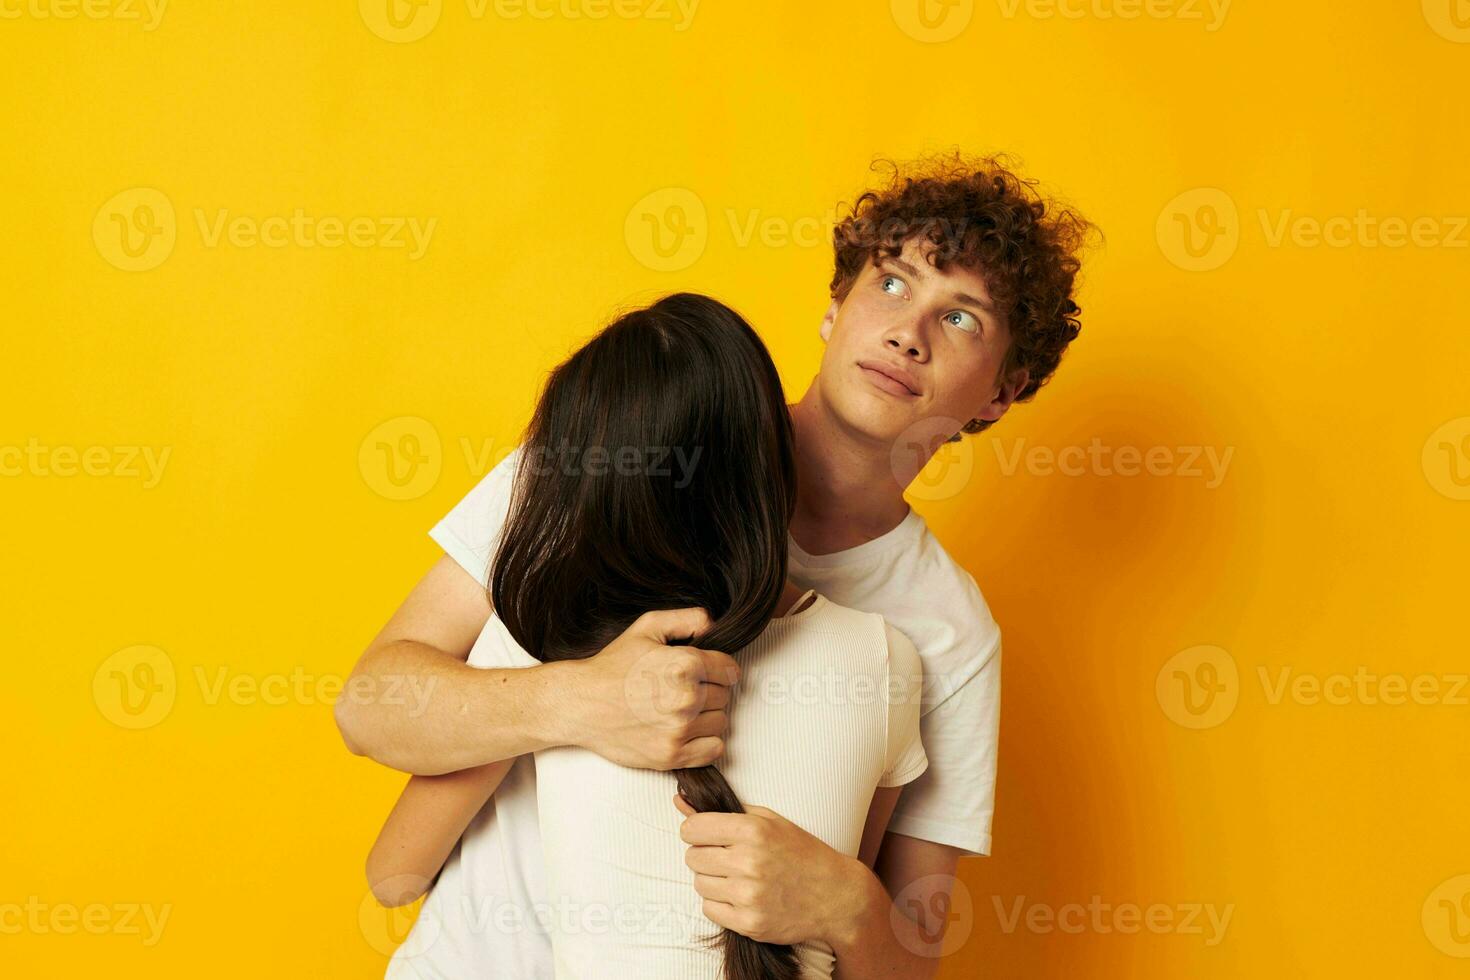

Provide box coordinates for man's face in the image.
[816,237,1029,445]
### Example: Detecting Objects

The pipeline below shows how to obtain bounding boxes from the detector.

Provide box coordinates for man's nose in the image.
[885,327,926,361]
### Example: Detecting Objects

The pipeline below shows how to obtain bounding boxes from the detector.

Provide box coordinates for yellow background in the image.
[3,0,1467,976]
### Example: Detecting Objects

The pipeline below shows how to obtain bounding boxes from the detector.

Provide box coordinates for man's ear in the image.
[819,299,839,342]
[975,367,1030,423]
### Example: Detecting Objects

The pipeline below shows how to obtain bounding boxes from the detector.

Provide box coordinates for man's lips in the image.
[857,360,920,398]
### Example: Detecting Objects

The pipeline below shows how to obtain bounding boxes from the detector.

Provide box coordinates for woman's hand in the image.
[674,794,871,948]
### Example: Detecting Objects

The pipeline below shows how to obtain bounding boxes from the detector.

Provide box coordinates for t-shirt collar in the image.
[787,507,924,568]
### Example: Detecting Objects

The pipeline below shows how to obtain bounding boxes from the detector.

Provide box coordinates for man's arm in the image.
[334,555,554,773]
[334,554,739,775]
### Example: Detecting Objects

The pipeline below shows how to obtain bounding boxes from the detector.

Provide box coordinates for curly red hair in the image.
[830,153,1095,434]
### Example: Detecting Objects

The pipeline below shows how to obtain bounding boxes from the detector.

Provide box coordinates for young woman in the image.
[367,293,926,980]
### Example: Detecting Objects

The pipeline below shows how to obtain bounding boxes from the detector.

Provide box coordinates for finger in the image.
[673,793,695,817]
[692,872,742,905]
[694,648,741,687]
[685,708,728,740]
[638,607,714,644]
[678,811,753,846]
[684,843,740,876]
[695,682,731,712]
[699,898,748,935]
[675,735,725,769]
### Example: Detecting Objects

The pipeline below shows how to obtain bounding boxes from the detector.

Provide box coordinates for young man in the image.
[337,154,1090,977]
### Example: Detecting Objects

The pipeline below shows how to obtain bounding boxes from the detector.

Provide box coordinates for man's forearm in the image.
[335,639,576,775]
[829,861,943,980]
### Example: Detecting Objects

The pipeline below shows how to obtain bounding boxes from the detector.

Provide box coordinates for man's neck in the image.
[774,580,815,617]
[788,388,912,557]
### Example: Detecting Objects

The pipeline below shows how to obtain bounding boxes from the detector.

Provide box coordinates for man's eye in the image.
[944,310,981,333]
[880,275,906,296]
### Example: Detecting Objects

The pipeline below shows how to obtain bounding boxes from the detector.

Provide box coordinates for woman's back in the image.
[468,591,927,979]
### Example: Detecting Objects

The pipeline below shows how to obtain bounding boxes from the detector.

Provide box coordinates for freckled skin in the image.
[816,238,1029,447]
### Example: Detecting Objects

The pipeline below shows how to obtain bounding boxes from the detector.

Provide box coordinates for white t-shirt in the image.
[387,447,1002,979]
[455,591,924,979]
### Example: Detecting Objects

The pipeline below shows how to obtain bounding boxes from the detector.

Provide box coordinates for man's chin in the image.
[805,378,917,447]
[830,398,914,448]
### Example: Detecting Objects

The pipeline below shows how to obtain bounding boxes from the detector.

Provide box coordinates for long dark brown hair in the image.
[490,292,802,980]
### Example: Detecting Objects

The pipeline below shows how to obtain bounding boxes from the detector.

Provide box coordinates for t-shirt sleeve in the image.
[428,446,523,589]
[466,615,541,670]
[878,621,928,789]
[885,624,1001,857]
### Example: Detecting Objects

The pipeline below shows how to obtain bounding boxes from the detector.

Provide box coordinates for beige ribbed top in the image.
[468,590,928,979]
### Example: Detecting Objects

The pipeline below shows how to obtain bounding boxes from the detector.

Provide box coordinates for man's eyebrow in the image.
[954,290,996,314]
[877,255,996,314]
[879,255,924,280]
